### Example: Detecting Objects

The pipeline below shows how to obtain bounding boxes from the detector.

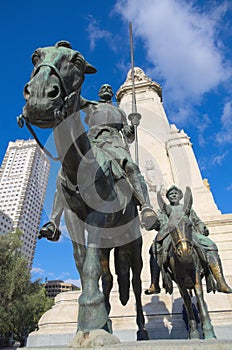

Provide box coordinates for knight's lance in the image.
[128,22,141,165]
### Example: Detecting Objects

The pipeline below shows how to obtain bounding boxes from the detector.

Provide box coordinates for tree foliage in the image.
[0,230,53,346]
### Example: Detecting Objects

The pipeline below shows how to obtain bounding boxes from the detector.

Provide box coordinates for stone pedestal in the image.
[24,339,232,350]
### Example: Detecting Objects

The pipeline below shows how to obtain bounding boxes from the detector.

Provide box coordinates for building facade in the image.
[0,139,50,266]
[0,209,13,234]
[45,280,79,298]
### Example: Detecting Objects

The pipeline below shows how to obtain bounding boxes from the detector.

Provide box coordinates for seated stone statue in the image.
[145,185,232,295]
[39,84,157,239]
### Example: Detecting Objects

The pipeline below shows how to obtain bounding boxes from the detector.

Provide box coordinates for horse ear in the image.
[183,186,193,215]
[157,191,171,217]
[85,61,97,74]
[55,41,72,49]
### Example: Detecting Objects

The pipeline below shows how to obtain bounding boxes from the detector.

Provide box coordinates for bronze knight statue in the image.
[19,40,158,343]
[40,83,157,240]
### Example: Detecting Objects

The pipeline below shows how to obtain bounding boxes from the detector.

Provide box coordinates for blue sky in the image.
[1,0,232,286]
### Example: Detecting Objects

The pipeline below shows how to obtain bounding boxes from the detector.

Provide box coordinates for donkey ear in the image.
[157,191,171,217]
[183,186,193,215]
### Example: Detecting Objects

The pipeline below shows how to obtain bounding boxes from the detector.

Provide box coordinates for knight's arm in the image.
[120,108,135,143]
[190,209,209,236]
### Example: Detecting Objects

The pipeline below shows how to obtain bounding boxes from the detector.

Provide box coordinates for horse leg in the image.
[178,285,200,339]
[194,271,216,339]
[77,212,109,333]
[131,239,149,340]
[99,248,113,315]
[114,246,130,306]
[64,208,86,284]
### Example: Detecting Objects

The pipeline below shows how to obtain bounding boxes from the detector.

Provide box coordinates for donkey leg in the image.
[194,272,216,339]
[179,286,200,339]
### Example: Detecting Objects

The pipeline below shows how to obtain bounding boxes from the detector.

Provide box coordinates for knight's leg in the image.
[124,161,158,230]
[145,243,161,294]
[207,251,232,293]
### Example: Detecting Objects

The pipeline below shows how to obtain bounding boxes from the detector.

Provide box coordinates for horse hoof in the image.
[203,330,217,339]
[137,329,149,341]
[189,330,200,339]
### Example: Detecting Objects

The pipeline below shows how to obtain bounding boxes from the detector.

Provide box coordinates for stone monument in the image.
[26,68,232,346]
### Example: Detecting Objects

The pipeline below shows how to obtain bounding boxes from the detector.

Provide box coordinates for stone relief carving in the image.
[145,159,165,196]
[125,67,152,85]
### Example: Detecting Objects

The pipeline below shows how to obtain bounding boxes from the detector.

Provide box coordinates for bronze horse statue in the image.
[157,187,216,339]
[19,41,148,343]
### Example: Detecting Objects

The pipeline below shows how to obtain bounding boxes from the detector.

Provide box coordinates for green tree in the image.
[0,230,53,347]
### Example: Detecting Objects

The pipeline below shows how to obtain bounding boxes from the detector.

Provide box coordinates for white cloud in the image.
[86,15,117,51]
[216,101,232,143]
[212,150,228,165]
[64,279,81,288]
[196,114,211,146]
[115,0,232,122]
[226,183,232,191]
[57,272,71,280]
[31,267,45,275]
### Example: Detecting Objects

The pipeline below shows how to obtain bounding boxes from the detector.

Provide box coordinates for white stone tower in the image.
[0,139,50,266]
[115,68,232,339]
[116,67,220,216]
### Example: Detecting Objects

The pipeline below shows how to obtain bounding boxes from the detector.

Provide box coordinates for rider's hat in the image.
[166,185,183,200]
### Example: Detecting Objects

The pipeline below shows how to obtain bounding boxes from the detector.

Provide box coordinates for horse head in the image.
[22,41,96,128]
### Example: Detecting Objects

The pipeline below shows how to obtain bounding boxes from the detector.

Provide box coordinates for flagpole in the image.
[128,22,141,166]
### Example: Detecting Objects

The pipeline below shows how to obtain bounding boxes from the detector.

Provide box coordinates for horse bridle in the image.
[174,237,193,249]
[33,63,70,96]
[173,227,193,254]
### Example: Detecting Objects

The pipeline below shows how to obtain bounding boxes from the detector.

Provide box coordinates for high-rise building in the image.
[0,210,13,234]
[0,139,50,266]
